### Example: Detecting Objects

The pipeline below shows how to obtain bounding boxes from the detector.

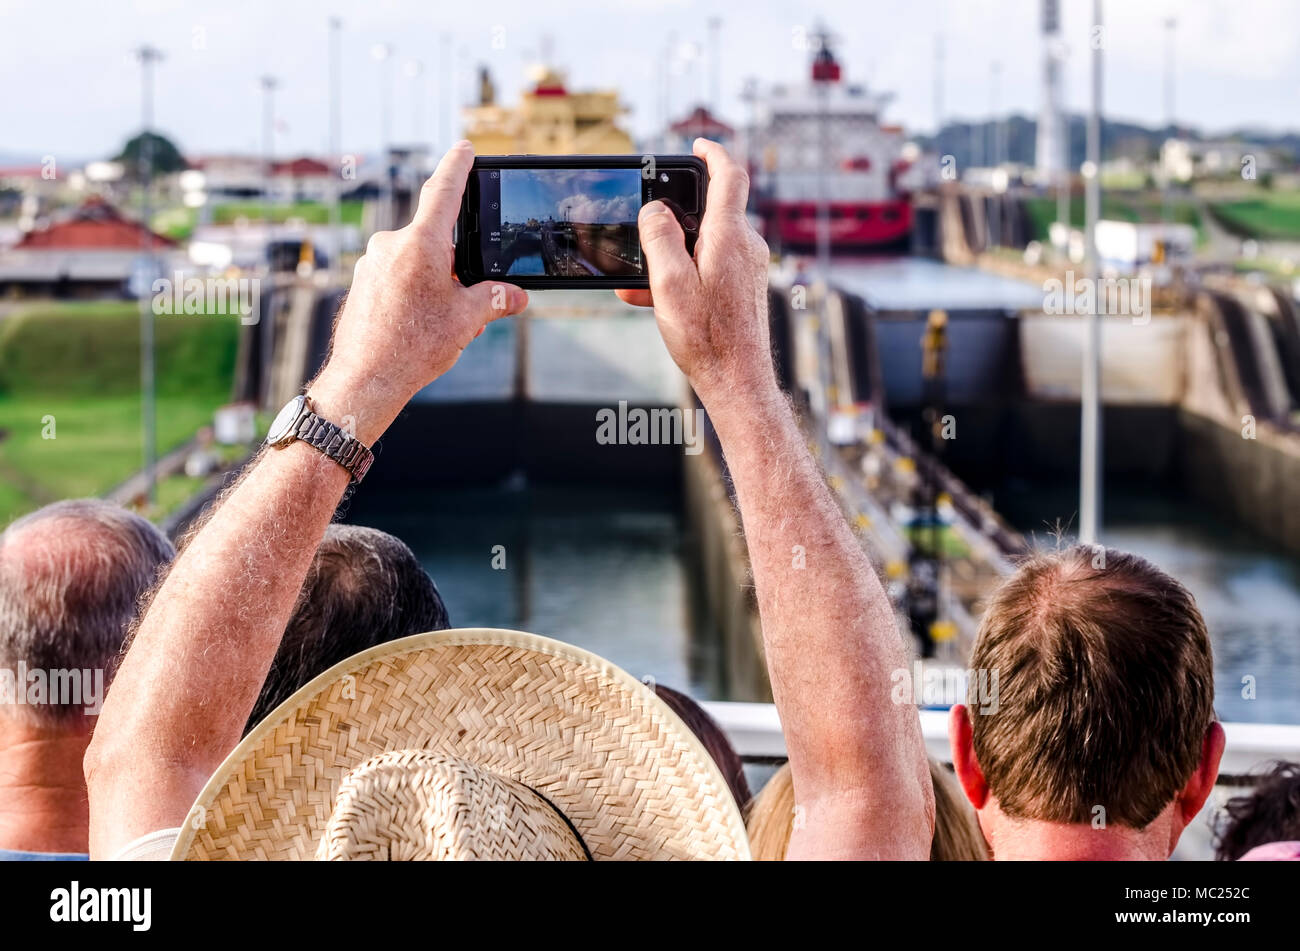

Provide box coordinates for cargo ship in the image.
[749,31,913,251]
[462,64,635,155]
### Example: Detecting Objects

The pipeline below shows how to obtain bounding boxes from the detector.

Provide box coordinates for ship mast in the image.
[812,24,838,419]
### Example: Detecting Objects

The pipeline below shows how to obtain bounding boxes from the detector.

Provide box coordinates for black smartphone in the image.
[455,154,707,289]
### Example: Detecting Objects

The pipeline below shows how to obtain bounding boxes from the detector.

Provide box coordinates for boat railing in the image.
[703,700,1300,783]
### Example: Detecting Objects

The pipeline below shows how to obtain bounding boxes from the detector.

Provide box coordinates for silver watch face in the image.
[267,395,307,446]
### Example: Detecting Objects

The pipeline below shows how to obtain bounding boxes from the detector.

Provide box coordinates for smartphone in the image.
[455,154,707,289]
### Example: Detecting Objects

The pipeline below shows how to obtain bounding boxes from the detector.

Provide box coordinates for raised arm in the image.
[84,143,527,858]
[618,139,933,859]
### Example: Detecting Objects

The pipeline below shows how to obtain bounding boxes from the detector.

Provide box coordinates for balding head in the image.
[968,545,1215,829]
[0,500,174,726]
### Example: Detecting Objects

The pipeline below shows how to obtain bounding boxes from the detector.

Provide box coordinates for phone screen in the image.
[457,156,705,288]
[476,167,645,279]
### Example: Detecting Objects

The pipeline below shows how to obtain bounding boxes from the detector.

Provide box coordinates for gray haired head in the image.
[0,499,175,725]
[245,523,450,734]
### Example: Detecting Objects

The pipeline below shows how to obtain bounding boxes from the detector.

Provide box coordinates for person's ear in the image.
[949,704,989,810]
[1177,720,1226,825]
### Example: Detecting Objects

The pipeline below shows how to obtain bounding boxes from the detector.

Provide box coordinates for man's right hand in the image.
[616,139,777,408]
[312,141,528,444]
[623,141,934,859]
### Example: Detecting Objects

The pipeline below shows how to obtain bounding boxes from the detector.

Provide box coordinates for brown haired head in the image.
[967,545,1216,829]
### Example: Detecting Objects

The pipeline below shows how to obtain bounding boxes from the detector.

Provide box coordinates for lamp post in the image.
[134,43,163,508]
[260,75,278,230]
[328,17,342,279]
[439,33,452,151]
[989,60,1002,248]
[1079,0,1104,545]
[1162,17,1176,223]
[707,17,722,115]
[372,43,394,231]
[405,60,425,146]
[933,32,944,157]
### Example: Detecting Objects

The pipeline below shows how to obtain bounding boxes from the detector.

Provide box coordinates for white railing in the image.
[703,701,1300,778]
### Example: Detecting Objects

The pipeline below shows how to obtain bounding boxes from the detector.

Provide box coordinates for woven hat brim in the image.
[170,628,751,860]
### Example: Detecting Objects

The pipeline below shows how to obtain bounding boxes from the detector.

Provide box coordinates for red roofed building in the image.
[0,196,180,297]
[668,107,734,141]
[271,156,335,201]
[190,154,337,202]
[0,165,52,182]
[664,107,735,153]
[15,196,174,251]
[271,157,331,177]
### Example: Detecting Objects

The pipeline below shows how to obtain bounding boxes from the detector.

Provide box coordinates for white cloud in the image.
[556,193,638,223]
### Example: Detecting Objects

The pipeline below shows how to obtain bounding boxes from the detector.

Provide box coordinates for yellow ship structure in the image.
[463,65,635,155]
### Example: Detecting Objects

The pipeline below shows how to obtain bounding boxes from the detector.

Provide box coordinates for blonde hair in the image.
[746,759,988,860]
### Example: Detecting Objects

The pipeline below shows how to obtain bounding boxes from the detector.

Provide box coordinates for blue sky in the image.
[1,0,1298,162]
[499,168,641,224]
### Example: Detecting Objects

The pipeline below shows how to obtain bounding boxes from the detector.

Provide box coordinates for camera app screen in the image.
[478,168,644,278]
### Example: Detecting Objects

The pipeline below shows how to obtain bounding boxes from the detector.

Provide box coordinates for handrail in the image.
[702,700,1300,781]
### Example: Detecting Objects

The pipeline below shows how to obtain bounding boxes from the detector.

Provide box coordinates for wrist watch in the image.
[265,394,375,483]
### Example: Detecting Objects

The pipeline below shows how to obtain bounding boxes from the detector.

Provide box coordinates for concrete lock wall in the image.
[682,444,771,703]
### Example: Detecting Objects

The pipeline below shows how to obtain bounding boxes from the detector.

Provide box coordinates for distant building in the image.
[1160,137,1281,183]
[0,196,179,297]
[189,155,265,200]
[189,155,339,203]
[13,196,173,251]
[1094,219,1196,270]
[463,65,635,155]
[0,163,72,228]
[663,106,734,152]
[270,157,335,202]
[0,163,62,202]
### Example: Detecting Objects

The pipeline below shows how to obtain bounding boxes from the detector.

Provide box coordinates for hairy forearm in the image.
[87,438,350,857]
[705,383,932,857]
[82,141,520,857]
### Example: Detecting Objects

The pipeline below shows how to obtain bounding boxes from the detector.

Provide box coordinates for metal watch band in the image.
[292,409,375,483]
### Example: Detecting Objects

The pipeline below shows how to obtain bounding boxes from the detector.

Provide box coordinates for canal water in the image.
[509,253,545,275]
[991,480,1300,725]
[833,256,1300,726]
[342,257,1300,727]
[343,469,1300,723]
[343,479,728,700]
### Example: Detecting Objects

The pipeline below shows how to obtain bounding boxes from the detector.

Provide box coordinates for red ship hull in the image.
[760,198,913,250]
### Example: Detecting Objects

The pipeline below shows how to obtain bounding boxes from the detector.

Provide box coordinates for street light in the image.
[372,43,394,231]
[405,59,427,219]
[1162,17,1177,223]
[134,44,163,508]
[661,31,678,140]
[933,32,944,157]
[439,33,452,151]
[1079,0,1104,545]
[260,75,279,230]
[707,17,722,115]
[328,17,342,280]
[989,60,1002,248]
[404,59,426,147]
[676,40,703,108]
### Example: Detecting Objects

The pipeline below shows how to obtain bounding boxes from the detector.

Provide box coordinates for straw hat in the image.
[171,628,751,860]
